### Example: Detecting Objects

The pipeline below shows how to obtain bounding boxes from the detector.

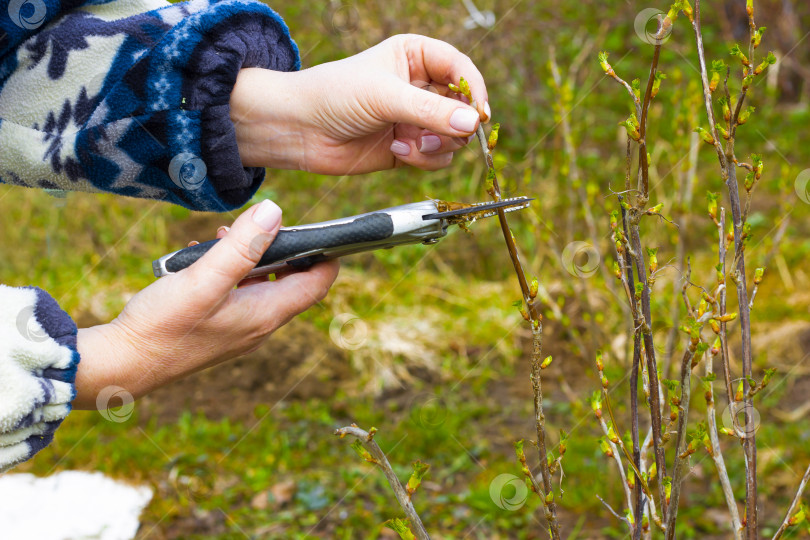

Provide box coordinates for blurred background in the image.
[2,0,810,537]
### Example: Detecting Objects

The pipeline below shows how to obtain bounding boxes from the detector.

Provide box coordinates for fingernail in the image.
[253,199,282,231]
[418,134,441,153]
[449,107,479,133]
[483,101,492,124]
[217,226,230,234]
[466,134,475,144]
[390,139,411,156]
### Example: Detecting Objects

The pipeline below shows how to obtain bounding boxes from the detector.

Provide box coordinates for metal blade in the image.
[422,196,534,221]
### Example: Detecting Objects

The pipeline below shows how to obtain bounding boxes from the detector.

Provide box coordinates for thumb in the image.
[382,80,481,138]
[187,199,282,299]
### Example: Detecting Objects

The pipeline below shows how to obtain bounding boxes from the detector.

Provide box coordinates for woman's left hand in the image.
[230,34,489,175]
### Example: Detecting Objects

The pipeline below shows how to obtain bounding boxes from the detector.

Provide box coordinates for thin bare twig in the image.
[474,113,562,539]
[691,3,758,533]
[623,17,670,520]
[771,464,810,540]
[335,425,430,540]
[709,207,744,538]
[664,346,698,540]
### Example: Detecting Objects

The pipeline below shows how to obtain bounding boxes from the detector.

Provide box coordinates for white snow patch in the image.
[0,470,152,540]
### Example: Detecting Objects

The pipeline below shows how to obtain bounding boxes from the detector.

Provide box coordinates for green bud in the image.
[752,27,766,48]
[744,171,756,191]
[350,440,375,463]
[681,0,693,21]
[761,367,776,387]
[737,106,755,125]
[710,71,721,93]
[459,77,471,99]
[485,168,496,192]
[406,460,430,496]
[718,96,731,122]
[610,209,619,230]
[788,503,806,526]
[711,337,721,355]
[620,115,641,141]
[599,437,613,457]
[707,191,718,219]
[386,518,416,540]
[752,153,764,179]
[646,247,659,273]
[652,72,667,98]
[694,126,715,145]
[598,51,612,74]
[487,123,500,150]
[730,44,750,66]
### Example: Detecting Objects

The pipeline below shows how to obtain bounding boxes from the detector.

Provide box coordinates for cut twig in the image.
[335,425,430,540]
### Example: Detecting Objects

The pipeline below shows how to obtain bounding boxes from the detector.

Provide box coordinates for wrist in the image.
[73,322,155,409]
[230,68,310,170]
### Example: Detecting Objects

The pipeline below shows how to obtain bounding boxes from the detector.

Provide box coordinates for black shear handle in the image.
[157,213,395,275]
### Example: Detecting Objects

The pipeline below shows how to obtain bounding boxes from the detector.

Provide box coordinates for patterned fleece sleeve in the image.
[0,0,300,212]
[0,285,80,473]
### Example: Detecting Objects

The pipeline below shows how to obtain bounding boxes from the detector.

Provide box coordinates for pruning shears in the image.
[152,197,533,279]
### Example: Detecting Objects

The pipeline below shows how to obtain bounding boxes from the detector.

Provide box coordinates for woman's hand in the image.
[230,34,489,175]
[72,200,339,408]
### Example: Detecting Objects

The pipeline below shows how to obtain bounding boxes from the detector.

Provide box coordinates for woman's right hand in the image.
[72,200,340,409]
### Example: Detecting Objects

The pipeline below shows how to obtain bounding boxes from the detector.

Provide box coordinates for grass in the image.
[4,0,810,538]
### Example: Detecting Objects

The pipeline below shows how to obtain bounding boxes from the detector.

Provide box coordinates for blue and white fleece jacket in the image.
[0,0,300,471]
[0,286,79,473]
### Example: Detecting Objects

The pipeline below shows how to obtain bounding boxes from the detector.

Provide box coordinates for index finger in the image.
[401,35,489,119]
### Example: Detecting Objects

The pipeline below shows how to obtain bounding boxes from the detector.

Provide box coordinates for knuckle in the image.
[411,91,442,121]
[229,239,259,266]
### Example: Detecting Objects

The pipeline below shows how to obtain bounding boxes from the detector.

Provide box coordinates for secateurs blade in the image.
[152,196,534,279]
